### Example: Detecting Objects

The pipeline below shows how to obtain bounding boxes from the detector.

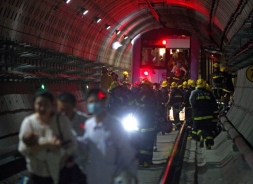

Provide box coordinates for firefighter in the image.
[182,81,192,125]
[135,80,156,168]
[107,82,129,117]
[210,63,224,100]
[121,71,129,84]
[189,79,218,149]
[166,82,183,130]
[220,67,236,105]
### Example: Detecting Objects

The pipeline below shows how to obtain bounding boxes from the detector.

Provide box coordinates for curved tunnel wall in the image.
[226,66,253,147]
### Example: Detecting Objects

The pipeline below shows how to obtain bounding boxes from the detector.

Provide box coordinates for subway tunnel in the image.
[0,0,253,183]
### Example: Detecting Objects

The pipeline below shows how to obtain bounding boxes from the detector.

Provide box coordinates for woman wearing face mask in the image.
[77,88,138,184]
[18,90,77,184]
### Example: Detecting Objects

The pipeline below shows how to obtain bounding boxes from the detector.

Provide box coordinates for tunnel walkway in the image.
[0,131,178,184]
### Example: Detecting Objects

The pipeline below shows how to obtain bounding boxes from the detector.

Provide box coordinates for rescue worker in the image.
[107,82,129,117]
[189,79,218,149]
[160,80,169,104]
[111,71,119,83]
[100,66,113,92]
[121,71,129,84]
[210,63,224,100]
[187,79,196,131]
[182,81,192,125]
[134,80,156,168]
[220,67,236,105]
[166,82,183,130]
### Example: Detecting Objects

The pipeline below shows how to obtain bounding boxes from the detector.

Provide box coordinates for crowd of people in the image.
[18,62,235,184]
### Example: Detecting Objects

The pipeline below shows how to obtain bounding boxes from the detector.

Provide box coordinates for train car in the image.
[132,28,197,84]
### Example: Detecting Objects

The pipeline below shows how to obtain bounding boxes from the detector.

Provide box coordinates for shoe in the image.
[153,146,157,152]
[143,161,149,168]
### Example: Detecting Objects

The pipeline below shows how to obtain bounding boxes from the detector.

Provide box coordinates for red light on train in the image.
[162,40,166,45]
[144,71,149,76]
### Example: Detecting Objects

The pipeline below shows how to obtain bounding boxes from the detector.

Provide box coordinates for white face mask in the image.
[87,102,103,115]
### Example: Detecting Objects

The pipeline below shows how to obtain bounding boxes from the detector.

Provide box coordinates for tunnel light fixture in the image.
[123,35,128,39]
[65,0,71,4]
[115,29,121,35]
[95,17,101,23]
[81,8,88,15]
[105,24,111,30]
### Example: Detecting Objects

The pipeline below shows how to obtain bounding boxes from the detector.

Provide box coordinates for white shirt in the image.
[18,113,77,178]
[77,115,138,184]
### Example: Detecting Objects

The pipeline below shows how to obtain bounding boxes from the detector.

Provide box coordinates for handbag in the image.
[56,114,87,184]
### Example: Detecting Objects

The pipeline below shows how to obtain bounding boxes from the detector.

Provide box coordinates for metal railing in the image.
[159,121,188,184]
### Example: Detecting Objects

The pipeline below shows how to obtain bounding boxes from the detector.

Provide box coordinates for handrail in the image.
[159,121,187,184]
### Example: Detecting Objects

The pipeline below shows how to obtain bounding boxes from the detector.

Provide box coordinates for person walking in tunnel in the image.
[190,79,218,149]
[120,71,130,84]
[77,88,138,184]
[182,81,192,125]
[18,90,77,184]
[56,92,90,183]
[101,66,113,93]
[107,82,129,117]
[57,92,89,136]
[134,80,157,168]
[166,82,184,130]
[210,63,225,101]
[220,66,236,106]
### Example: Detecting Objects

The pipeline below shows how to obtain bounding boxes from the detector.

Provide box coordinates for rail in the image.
[159,121,187,184]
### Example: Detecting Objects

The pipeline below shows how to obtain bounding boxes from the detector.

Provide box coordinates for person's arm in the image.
[60,116,77,155]
[18,117,54,156]
[171,65,176,73]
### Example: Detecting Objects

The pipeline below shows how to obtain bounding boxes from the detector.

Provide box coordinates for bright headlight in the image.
[122,114,139,131]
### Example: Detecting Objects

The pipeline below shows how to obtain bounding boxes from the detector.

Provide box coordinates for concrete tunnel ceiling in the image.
[1,0,253,72]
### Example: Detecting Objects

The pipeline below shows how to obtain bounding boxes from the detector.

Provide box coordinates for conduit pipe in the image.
[220,116,253,170]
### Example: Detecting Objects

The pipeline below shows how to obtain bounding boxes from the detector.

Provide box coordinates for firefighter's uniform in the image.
[182,80,194,126]
[220,67,236,105]
[210,63,224,100]
[107,83,129,117]
[190,79,218,149]
[135,80,156,168]
[167,82,183,130]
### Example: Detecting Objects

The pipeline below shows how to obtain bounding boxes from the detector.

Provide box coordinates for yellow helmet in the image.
[206,83,211,91]
[183,81,188,89]
[196,79,205,88]
[109,81,120,91]
[188,79,196,87]
[123,71,128,75]
[161,80,168,87]
[171,82,177,88]
[220,66,226,72]
[213,63,219,68]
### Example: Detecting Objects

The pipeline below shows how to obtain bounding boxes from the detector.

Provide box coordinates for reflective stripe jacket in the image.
[183,88,193,108]
[210,70,224,88]
[189,87,218,120]
[167,88,183,108]
[134,92,156,127]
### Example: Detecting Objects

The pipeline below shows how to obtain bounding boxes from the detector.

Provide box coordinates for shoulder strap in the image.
[56,113,64,141]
